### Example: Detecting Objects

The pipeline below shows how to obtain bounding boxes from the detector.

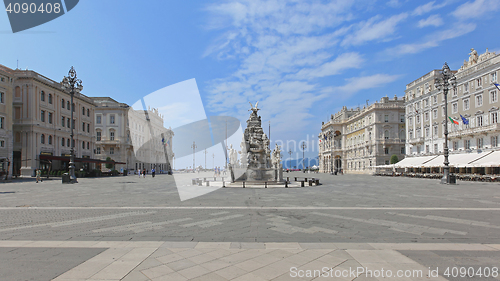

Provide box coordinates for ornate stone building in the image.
[405,48,500,156]
[128,107,174,173]
[0,65,96,177]
[0,66,14,178]
[319,96,406,174]
[92,97,133,172]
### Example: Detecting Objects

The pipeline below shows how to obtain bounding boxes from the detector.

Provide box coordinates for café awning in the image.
[39,155,126,165]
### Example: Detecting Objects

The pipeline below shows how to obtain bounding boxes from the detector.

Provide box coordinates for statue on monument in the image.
[469,48,478,65]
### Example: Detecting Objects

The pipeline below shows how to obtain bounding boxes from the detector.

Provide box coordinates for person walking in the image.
[152,168,155,178]
[35,169,42,183]
[138,168,141,178]
[142,169,146,178]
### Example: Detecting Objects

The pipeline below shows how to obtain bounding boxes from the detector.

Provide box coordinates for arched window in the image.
[62,138,65,146]
[87,109,90,116]
[82,106,85,115]
[67,139,70,147]
[82,141,85,149]
[62,99,65,108]
[67,101,70,109]
[15,86,21,97]
[384,130,390,140]
[48,94,52,104]
[48,135,52,145]
[41,134,45,144]
[87,142,90,149]
[41,91,45,101]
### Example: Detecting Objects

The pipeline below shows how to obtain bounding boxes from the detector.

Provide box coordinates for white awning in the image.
[393,155,438,168]
[468,151,500,167]
[420,151,494,167]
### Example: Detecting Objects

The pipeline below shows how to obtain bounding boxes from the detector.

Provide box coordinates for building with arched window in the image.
[319,96,405,174]
[0,64,96,177]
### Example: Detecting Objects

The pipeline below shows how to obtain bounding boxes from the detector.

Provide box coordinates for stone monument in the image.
[230,102,283,183]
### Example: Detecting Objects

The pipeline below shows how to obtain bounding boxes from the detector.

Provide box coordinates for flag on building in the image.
[460,114,469,125]
[494,83,500,91]
[448,117,459,125]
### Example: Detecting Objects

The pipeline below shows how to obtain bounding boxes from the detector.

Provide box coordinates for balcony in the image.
[408,137,424,144]
[449,123,500,139]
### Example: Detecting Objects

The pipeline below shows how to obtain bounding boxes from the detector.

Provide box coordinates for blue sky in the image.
[1,0,500,164]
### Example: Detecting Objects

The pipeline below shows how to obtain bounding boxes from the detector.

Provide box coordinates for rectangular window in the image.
[434,144,438,153]
[491,90,498,103]
[477,115,483,127]
[477,77,482,88]
[463,98,470,110]
[433,95,437,104]
[491,72,497,83]
[96,131,101,141]
[384,148,389,155]
[433,109,437,119]
[110,147,114,155]
[61,116,65,125]
[425,145,429,153]
[82,122,85,131]
[48,112,52,124]
[425,112,429,121]
[0,117,3,129]
[96,147,101,154]
[41,110,45,122]
[452,88,457,97]
[0,92,4,103]
[492,136,498,147]
[433,125,438,136]
[400,114,404,123]
[476,94,483,107]
[96,115,101,124]
[67,118,70,128]
[464,82,469,92]
[384,115,389,123]
[72,119,75,130]
[416,115,420,123]
[425,128,429,137]
[401,147,405,154]
[477,138,483,149]
[464,139,471,149]
[453,141,458,151]
[492,112,498,124]
[110,115,115,124]
[452,102,458,113]
[0,140,4,147]
[110,131,115,141]
[87,123,90,133]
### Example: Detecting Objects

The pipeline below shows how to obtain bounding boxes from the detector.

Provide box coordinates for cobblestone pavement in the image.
[0,172,499,280]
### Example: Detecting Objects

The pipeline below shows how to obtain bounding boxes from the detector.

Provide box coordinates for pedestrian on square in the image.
[138,168,141,178]
[142,169,146,178]
[35,169,42,183]
[152,168,155,177]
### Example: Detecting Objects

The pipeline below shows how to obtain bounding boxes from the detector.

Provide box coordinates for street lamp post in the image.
[330,131,334,175]
[191,141,197,173]
[61,66,83,184]
[434,62,457,184]
[288,149,292,171]
[301,142,307,173]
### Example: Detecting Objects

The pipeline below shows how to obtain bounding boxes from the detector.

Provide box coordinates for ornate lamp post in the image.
[434,62,457,184]
[301,142,307,173]
[329,131,334,175]
[61,67,83,183]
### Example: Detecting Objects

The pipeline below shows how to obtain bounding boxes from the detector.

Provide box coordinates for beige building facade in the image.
[0,66,14,178]
[319,96,406,174]
[405,48,500,156]
[128,107,174,173]
[1,64,96,177]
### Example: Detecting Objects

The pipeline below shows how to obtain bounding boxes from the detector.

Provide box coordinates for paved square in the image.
[0,172,499,280]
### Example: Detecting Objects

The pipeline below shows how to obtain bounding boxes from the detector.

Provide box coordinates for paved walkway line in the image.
[1,206,500,210]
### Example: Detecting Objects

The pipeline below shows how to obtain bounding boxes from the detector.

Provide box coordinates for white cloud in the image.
[334,74,400,94]
[417,14,443,28]
[341,13,408,46]
[383,23,476,56]
[412,1,448,16]
[292,52,364,79]
[453,0,500,20]
[386,0,402,8]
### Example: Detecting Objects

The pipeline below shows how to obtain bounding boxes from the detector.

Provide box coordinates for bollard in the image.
[285,181,288,188]
[214,177,216,181]
[222,181,225,187]
[204,177,206,182]
[243,181,245,188]
[309,180,312,186]
[198,180,202,186]
[222,177,224,182]
[286,177,289,182]
[294,177,298,181]
[192,179,196,185]
[305,178,307,182]
[265,182,267,188]
[301,181,304,187]
[205,181,209,186]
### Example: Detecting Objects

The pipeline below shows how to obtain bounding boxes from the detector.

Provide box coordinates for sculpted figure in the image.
[469,48,478,65]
